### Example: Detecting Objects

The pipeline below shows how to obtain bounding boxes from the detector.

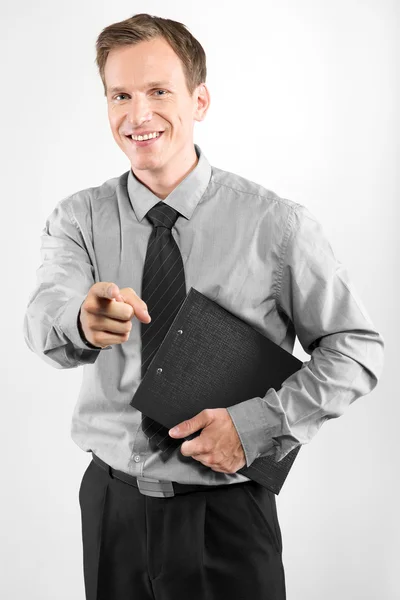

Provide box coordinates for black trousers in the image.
[79,457,286,599]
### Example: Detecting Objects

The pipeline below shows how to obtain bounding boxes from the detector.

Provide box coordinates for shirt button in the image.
[134,455,141,462]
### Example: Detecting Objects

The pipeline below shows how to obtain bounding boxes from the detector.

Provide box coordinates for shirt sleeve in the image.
[22,198,112,369]
[226,204,385,468]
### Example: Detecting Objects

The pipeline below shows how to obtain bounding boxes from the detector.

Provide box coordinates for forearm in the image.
[227,325,384,467]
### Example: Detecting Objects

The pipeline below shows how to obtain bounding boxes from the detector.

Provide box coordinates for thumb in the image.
[105,282,119,299]
[94,282,123,302]
[169,411,206,437]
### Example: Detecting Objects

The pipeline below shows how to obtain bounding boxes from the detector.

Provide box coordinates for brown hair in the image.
[95,13,207,98]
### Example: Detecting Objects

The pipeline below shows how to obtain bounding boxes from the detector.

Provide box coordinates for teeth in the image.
[131,132,161,141]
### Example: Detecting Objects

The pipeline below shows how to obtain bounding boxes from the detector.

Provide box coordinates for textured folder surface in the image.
[130,287,303,494]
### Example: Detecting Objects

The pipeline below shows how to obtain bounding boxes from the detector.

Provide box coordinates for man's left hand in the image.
[169,408,246,474]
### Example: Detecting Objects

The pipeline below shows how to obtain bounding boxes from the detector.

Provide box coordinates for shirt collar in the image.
[127,143,212,223]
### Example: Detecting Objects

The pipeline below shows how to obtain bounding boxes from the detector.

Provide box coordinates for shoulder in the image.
[55,170,129,221]
[210,165,304,212]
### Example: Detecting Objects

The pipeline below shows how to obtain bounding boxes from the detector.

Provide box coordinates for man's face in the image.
[105,37,208,177]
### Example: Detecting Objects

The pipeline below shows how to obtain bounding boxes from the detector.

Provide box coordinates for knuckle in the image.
[81,299,91,312]
[86,301,99,315]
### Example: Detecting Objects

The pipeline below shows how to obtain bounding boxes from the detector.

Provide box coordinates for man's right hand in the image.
[78,282,151,349]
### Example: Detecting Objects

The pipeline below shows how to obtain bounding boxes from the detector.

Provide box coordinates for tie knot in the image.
[146,202,182,230]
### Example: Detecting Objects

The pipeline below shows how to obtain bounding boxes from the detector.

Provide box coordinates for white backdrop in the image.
[2,1,398,598]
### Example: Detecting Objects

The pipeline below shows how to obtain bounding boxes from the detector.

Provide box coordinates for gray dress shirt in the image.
[23,143,385,486]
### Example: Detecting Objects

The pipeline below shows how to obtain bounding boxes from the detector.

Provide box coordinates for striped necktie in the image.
[140,201,187,456]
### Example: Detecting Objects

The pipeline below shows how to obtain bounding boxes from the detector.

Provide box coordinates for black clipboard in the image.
[130,287,303,494]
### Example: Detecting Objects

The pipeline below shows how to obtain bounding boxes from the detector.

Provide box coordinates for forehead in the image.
[104,37,185,92]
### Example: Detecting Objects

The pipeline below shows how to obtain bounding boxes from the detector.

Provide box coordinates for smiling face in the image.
[105,36,210,192]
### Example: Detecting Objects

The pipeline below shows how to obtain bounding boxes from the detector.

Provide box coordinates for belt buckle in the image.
[136,476,175,498]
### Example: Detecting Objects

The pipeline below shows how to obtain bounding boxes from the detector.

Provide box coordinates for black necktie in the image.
[140,201,187,456]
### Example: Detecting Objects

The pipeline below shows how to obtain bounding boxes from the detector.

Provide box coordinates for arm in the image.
[227,205,385,467]
[22,198,112,369]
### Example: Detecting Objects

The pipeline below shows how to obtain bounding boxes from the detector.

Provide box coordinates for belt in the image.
[91,452,243,498]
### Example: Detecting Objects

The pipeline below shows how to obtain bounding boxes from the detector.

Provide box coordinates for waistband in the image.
[91,452,245,498]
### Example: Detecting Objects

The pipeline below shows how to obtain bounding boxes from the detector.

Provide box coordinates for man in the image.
[23,13,384,600]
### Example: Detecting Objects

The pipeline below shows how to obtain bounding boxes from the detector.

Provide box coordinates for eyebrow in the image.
[107,81,172,95]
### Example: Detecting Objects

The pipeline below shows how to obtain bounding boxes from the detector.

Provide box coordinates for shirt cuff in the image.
[226,390,295,467]
[55,295,112,352]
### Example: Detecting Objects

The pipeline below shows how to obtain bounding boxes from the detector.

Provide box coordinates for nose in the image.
[126,95,152,127]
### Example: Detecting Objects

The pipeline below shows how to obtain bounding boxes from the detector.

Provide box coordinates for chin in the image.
[131,158,161,171]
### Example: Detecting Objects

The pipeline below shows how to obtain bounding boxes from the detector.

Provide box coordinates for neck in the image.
[131,144,198,200]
